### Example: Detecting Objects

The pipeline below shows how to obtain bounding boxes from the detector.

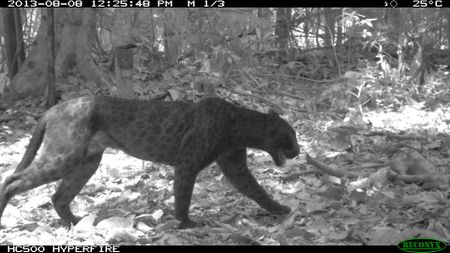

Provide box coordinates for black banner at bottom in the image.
[1,245,437,253]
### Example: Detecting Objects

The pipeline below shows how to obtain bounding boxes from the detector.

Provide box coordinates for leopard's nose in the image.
[286,146,300,159]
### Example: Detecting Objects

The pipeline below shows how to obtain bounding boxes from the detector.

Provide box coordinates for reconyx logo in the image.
[397,238,447,253]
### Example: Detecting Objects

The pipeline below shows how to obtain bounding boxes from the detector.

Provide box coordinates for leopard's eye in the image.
[281,138,291,147]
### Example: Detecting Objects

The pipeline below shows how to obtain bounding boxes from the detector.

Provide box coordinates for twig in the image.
[0,110,41,122]
[228,57,262,88]
[245,83,306,101]
[229,73,344,84]
[222,86,283,112]
[0,116,15,122]
[306,154,358,179]
[367,131,428,141]
[263,90,306,100]
[16,110,41,119]
[361,162,389,169]
[281,169,321,183]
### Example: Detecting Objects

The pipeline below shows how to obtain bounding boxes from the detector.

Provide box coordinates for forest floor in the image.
[0,87,449,245]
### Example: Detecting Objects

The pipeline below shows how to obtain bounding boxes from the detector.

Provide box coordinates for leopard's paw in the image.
[266,204,291,215]
[178,219,202,229]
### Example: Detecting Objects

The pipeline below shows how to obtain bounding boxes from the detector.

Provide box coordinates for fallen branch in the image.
[388,173,450,190]
[222,86,283,113]
[229,73,343,83]
[229,59,262,88]
[348,167,389,191]
[0,116,16,122]
[256,90,306,101]
[360,162,389,169]
[281,169,321,183]
[367,131,428,141]
[305,154,358,179]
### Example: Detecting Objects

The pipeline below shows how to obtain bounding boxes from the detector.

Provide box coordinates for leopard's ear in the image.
[268,109,278,115]
[268,109,280,121]
[268,106,284,115]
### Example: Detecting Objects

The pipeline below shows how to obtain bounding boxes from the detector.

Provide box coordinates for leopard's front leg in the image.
[216,148,291,215]
[173,166,200,229]
[172,124,219,229]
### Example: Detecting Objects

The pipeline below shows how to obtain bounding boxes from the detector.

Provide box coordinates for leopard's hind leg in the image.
[51,152,103,225]
[0,123,95,227]
[0,150,88,226]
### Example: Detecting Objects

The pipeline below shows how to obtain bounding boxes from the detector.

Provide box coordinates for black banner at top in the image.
[2,0,449,8]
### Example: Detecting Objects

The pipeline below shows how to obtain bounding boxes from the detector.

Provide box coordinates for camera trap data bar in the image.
[4,0,448,8]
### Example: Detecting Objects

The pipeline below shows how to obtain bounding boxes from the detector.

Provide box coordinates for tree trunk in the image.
[335,9,343,47]
[323,8,338,47]
[446,9,450,48]
[275,8,291,51]
[315,11,320,47]
[257,8,271,18]
[6,9,105,100]
[304,9,310,49]
[396,9,405,77]
[164,21,179,66]
[14,10,25,68]
[47,8,56,107]
[1,9,25,80]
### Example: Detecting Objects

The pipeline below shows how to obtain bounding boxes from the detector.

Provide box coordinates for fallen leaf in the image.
[210,227,229,234]
[18,222,39,232]
[73,214,97,232]
[97,215,135,230]
[425,140,441,150]
[108,168,122,180]
[306,203,327,214]
[382,190,396,199]
[284,227,307,239]
[254,155,272,164]
[35,224,53,234]
[151,209,164,222]
[328,230,348,240]
[136,222,153,233]
[229,234,260,245]
[108,230,135,244]
[155,219,179,232]
[168,89,181,101]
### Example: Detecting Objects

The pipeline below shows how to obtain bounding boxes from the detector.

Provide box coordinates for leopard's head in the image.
[264,110,300,167]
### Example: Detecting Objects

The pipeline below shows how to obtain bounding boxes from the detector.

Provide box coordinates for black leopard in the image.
[0,96,299,228]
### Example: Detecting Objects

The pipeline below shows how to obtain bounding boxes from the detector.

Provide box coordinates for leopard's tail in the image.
[14,119,46,173]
